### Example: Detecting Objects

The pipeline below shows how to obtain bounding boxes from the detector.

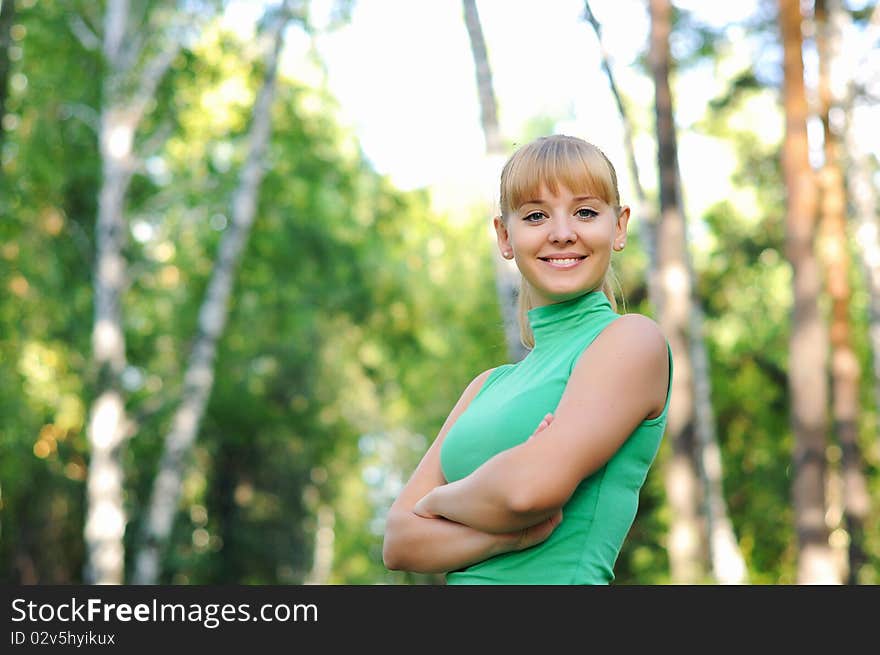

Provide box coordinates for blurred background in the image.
[1,0,878,585]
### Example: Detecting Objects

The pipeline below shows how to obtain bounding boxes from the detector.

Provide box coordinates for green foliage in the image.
[0,0,102,582]
[2,2,507,584]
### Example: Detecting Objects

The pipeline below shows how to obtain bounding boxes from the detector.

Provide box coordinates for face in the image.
[494,182,629,307]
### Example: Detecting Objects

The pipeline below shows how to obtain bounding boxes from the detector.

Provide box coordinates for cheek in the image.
[582,225,614,247]
[509,227,539,249]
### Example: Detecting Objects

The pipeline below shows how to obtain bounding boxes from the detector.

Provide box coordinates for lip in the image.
[539,253,587,269]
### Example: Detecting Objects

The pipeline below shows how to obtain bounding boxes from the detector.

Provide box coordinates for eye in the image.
[576,208,598,219]
[523,211,545,223]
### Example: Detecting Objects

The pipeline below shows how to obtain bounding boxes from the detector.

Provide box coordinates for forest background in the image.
[1,0,878,585]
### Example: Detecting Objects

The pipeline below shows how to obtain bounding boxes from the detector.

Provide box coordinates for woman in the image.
[382,134,673,584]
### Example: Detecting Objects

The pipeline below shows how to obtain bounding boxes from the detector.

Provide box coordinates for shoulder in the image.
[595,314,669,415]
[582,313,668,385]
[604,313,667,358]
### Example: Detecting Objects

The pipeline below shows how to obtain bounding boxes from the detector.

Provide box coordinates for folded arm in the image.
[413,314,669,534]
[382,369,561,574]
[383,505,561,574]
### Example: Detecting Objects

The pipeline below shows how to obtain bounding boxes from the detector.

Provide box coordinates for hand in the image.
[510,509,563,551]
[413,492,439,519]
[528,412,554,440]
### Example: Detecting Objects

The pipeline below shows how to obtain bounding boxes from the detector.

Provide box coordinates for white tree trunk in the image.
[641,0,748,584]
[649,0,704,584]
[582,0,658,307]
[462,0,528,363]
[132,2,293,584]
[816,0,872,583]
[84,142,131,585]
[84,0,179,584]
[462,0,502,156]
[689,304,748,584]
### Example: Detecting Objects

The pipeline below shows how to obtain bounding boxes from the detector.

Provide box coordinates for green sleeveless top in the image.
[440,290,672,584]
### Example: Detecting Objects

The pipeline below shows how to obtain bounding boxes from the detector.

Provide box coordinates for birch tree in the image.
[83,0,185,585]
[462,0,528,363]
[581,0,657,302]
[778,0,839,584]
[588,0,747,584]
[132,0,295,584]
[646,0,704,584]
[816,0,872,584]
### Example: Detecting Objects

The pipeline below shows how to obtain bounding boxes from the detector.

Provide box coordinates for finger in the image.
[534,413,553,433]
[412,498,437,519]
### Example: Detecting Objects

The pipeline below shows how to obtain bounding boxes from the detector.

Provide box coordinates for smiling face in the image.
[495,184,629,307]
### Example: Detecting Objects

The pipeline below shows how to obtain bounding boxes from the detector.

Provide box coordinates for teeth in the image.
[545,258,581,264]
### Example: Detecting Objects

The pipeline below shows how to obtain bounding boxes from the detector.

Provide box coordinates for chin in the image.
[536,278,596,295]
[533,285,595,304]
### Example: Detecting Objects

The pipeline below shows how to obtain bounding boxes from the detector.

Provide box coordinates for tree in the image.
[83,0,188,585]
[581,0,657,302]
[462,0,528,364]
[815,0,871,584]
[778,0,838,584]
[648,0,704,584]
[132,0,296,584]
[595,0,747,584]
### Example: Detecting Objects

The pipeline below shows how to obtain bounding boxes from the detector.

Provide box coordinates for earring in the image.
[503,250,513,259]
[614,242,624,251]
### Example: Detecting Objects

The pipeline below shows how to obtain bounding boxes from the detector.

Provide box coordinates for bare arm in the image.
[382,369,562,574]
[413,314,669,534]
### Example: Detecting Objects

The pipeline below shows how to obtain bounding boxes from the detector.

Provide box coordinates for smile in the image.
[539,256,586,269]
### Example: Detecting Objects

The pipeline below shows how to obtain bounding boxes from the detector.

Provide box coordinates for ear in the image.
[614,205,631,245]
[493,215,512,257]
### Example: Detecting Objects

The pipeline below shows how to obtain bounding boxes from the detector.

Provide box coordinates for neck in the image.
[526,289,614,350]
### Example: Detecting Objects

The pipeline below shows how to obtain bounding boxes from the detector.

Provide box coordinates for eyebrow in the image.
[520,195,601,206]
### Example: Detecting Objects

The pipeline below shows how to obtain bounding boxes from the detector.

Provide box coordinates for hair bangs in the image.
[500,136,619,217]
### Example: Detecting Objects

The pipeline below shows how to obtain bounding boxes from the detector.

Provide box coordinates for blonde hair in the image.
[498,134,625,350]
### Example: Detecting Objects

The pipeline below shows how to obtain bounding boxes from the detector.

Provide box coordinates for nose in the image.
[548,215,577,244]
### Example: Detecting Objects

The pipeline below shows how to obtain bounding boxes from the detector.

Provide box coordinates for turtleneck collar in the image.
[526,290,613,348]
